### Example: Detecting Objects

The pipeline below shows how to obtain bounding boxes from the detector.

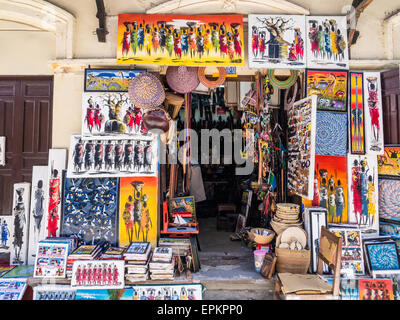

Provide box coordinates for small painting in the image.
[33,285,76,300]
[315,111,347,156]
[75,288,133,300]
[84,69,146,92]
[358,278,394,300]
[349,72,366,155]
[305,69,348,112]
[169,196,195,217]
[365,242,400,271]
[377,145,400,179]
[379,179,400,222]
[0,216,13,255]
[380,219,400,239]
[33,242,69,278]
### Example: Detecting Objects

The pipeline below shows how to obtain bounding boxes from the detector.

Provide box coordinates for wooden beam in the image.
[95,0,108,42]
[348,0,374,47]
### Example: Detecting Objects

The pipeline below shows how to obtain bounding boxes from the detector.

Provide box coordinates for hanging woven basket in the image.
[197,67,227,89]
[267,69,298,90]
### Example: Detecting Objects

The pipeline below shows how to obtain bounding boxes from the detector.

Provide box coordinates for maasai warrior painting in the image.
[248,15,306,69]
[306,16,349,70]
[84,69,146,92]
[119,176,158,248]
[303,155,348,224]
[347,155,379,234]
[349,72,365,154]
[117,14,244,66]
[305,69,348,112]
[378,145,400,179]
[363,72,384,155]
[358,279,394,300]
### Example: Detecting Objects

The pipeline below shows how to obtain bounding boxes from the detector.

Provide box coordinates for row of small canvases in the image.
[116,14,349,70]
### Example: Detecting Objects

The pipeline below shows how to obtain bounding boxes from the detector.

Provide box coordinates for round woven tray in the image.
[248,228,275,244]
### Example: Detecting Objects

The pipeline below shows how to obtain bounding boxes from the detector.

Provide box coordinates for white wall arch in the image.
[0,0,75,59]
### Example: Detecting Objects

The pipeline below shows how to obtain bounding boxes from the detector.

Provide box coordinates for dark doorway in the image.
[0,77,53,215]
[382,69,400,144]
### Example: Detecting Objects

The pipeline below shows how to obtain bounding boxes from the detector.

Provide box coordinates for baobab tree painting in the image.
[248,15,306,69]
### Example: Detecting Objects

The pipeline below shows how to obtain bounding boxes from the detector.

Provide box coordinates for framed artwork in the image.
[27,166,49,265]
[0,216,13,256]
[131,283,203,300]
[84,69,146,92]
[349,72,366,155]
[377,145,400,179]
[358,278,394,300]
[235,214,246,234]
[81,92,151,136]
[330,228,365,276]
[33,242,69,278]
[287,95,317,199]
[169,196,195,217]
[75,288,133,300]
[363,72,384,155]
[10,183,31,265]
[71,260,125,290]
[1,264,34,279]
[378,179,400,222]
[365,242,400,271]
[61,177,119,246]
[305,69,348,112]
[339,278,359,300]
[347,155,379,234]
[119,176,158,247]
[305,16,349,70]
[379,219,400,239]
[315,111,347,156]
[47,149,67,238]
[33,285,76,300]
[248,15,306,69]
[67,135,158,178]
[117,14,244,66]
[303,155,348,224]
[0,279,28,300]
[0,136,5,166]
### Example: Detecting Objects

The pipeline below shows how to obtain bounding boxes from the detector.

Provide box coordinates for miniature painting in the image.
[0,216,13,255]
[379,220,400,239]
[33,242,69,278]
[84,69,146,92]
[119,176,158,247]
[378,179,400,222]
[47,149,67,238]
[0,279,28,300]
[75,288,133,300]
[33,285,76,300]
[10,183,30,265]
[347,155,379,234]
[377,145,400,179]
[117,14,244,66]
[0,137,5,166]
[81,92,150,136]
[305,69,348,112]
[358,278,394,300]
[287,95,317,199]
[27,166,49,265]
[1,264,34,278]
[349,72,365,155]
[303,155,348,224]
[365,242,400,271]
[363,72,384,155]
[0,266,15,278]
[129,283,203,300]
[71,260,125,290]
[338,278,359,300]
[61,177,119,246]
[315,111,347,156]
[248,15,306,69]
[169,196,195,216]
[67,135,158,178]
[305,16,349,69]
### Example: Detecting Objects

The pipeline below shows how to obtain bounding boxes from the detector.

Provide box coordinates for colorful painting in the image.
[117,14,244,66]
[10,183,30,265]
[305,16,349,69]
[0,136,5,166]
[347,155,379,234]
[349,72,365,154]
[248,15,306,69]
[0,216,13,256]
[303,155,348,224]
[316,112,347,156]
[33,285,76,300]
[33,242,68,278]
[378,145,400,179]
[119,176,158,247]
[130,283,203,300]
[378,179,400,222]
[27,166,49,265]
[84,69,146,92]
[1,264,33,278]
[67,135,158,178]
[365,242,400,271]
[81,92,151,136]
[330,228,365,276]
[380,219,400,239]
[75,288,133,300]
[305,69,348,112]
[364,72,384,155]
[287,95,317,199]
[71,260,125,290]
[358,279,394,300]
[0,279,28,300]
[169,196,195,216]
[47,149,67,238]
[61,177,119,246]
[0,266,15,278]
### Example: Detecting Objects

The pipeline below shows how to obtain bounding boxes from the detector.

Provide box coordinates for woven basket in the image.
[270,219,303,235]
[275,247,310,274]
[248,228,275,245]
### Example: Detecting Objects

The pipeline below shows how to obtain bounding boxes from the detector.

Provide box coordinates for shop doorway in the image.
[0,77,53,215]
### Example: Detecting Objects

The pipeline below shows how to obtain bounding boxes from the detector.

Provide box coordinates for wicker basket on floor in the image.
[248,228,275,244]
[275,247,311,274]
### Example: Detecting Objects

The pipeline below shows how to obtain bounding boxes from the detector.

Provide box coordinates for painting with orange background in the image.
[119,176,158,248]
[303,155,348,224]
[358,279,394,300]
[117,14,244,66]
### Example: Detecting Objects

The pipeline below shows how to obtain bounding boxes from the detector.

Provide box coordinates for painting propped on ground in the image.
[378,145,400,179]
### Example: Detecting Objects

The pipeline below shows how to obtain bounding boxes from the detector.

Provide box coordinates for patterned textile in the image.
[316,111,347,156]
[379,179,400,221]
